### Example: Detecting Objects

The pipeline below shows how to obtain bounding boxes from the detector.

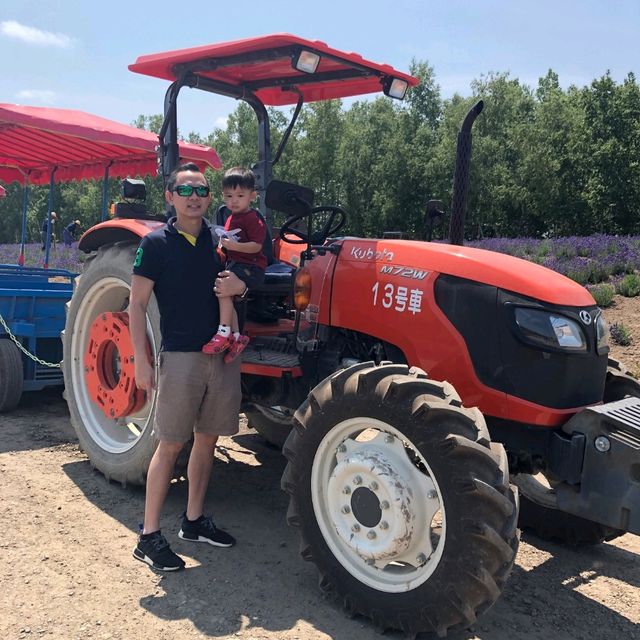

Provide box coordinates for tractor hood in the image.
[336,238,594,307]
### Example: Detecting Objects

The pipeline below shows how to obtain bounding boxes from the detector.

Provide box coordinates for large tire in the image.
[604,357,640,402]
[281,362,519,636]
[62,243,161,486]
[514,472,623,545]
[0,339,24,412]
[245,404,293,449]
[514,357,635,545]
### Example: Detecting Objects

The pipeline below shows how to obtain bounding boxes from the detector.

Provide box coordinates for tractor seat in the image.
[255,261,295,296]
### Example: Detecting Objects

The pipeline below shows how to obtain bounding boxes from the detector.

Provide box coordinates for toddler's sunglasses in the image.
[172,185,210,197]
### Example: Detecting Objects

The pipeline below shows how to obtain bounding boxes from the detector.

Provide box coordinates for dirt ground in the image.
[1,297,639,640]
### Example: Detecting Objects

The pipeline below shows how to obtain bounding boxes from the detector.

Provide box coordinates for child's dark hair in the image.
[222,167,255,191]
[166,162,204,192]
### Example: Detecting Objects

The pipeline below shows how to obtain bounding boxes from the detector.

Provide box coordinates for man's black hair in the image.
[222,167,255,191]
[166,162,206,192]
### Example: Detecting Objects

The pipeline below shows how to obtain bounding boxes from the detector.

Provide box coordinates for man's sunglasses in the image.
[172,185,211,197]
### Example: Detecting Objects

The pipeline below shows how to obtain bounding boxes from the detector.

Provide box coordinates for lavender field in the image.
[469,234,640,287]
[0,242,83,273]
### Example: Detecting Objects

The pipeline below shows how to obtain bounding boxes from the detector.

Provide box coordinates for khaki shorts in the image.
[154,351,241,443]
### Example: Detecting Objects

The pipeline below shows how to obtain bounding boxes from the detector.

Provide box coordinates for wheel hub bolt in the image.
[343,486,351,495]
[353,475,362,485]
[367,530,377,540]
[416,553,427,565]
[594,436,611,452]
[341,505,351,514]
[385,434,394,444]
[352,523,360,533]
[369,481,379,491]
[379,521,389,530]
[337,444,347,453]
[427,489,438,499]
[365,558,375,565]
[380,500,389,510]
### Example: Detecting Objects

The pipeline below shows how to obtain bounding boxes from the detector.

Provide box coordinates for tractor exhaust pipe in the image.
[448,100,484,246]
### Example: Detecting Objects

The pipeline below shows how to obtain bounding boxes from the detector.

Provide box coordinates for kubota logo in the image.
[350,246,394,262]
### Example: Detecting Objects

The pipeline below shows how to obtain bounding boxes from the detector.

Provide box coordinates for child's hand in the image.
[220,237,239,250]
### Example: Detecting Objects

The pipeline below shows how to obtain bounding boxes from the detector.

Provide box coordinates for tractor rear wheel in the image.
[282,362,519,636]
[0,339,23,412]
[62,242,161,486]
[245,404,293,449]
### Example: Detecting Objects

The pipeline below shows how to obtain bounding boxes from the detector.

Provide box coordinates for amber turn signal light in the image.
[294,267,312,310]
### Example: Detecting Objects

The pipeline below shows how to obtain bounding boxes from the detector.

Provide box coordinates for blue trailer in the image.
[0,264,74,411]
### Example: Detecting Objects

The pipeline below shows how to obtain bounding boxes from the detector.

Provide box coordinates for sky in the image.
[1,0,638,138]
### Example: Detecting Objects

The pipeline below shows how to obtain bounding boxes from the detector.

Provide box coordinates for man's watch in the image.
[237,285,249,300]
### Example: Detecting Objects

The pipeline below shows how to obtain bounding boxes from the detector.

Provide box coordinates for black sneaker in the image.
[178,514,236,547]
[133,531,185,571]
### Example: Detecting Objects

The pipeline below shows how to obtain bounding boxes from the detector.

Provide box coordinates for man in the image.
[63,219,81,247]
[41,211,57,250]
[130,162,247,571]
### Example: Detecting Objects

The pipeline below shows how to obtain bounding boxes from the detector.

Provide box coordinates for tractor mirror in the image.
[266,180,315,216]
[292,50,320,74]
[383,77,409,100]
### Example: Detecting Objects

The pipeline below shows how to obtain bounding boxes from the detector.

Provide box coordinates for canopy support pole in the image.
[101,162,112,222]
[18,172,30,267]
[44,167,57,269]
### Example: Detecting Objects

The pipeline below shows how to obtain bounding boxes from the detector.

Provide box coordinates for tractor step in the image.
[241,336,301,376]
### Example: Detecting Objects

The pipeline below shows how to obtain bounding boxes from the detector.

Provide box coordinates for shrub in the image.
[589,283,616,308]
[610,322,632,346]
[616,273,640,297]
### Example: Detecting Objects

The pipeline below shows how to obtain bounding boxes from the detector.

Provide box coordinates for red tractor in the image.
[63,35,639,637]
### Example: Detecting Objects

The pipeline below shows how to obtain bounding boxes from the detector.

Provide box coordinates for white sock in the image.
[233,332,241,340]
[217,325,231,337]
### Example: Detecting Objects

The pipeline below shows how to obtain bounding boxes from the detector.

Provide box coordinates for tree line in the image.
[1,62,638,244]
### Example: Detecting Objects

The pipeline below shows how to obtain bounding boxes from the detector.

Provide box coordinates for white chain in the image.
[0,313,61,368]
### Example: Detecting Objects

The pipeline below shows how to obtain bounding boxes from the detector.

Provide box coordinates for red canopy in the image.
[129,33,418,107]
[0,103,221,185]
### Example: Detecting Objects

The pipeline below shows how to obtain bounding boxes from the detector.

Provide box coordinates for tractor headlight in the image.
[595,312,609,354]
[514,307,586,352]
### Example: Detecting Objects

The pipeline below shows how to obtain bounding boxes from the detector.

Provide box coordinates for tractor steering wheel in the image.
[279,205,347,245]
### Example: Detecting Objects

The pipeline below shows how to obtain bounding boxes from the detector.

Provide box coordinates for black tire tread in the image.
[282,362,519,636]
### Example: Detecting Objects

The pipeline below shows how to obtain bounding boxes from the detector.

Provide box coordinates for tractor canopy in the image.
[128,33,419,106]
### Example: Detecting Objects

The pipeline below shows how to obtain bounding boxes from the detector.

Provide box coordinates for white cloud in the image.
[16,89,57,104]
[0,20,72,48]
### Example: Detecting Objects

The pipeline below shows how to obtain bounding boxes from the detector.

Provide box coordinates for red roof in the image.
[129,33,418,106]
[0,103,221,185]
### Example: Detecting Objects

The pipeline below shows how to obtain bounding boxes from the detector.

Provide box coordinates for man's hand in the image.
[134,357,156,395]
[215,270,247,297]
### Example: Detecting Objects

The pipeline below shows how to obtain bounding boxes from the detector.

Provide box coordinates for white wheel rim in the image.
[69,277,157,453]
[311,417,446,592]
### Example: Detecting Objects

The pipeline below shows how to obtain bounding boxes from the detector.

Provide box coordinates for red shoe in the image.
[202,333,232,355]
[224,335,250,363]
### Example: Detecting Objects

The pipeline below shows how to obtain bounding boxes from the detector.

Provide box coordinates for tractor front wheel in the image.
[282,362,519,636]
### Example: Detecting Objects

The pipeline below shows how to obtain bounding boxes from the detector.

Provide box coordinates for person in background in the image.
[63,219,81,247]
[41,211,57,250]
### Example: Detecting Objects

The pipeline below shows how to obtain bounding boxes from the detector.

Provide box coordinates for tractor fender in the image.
[78,219,165,253]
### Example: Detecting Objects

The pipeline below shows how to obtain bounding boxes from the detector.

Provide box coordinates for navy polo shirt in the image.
[133,217,222,351]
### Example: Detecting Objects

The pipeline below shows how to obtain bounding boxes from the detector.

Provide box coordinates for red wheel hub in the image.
[84,312,147,419]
